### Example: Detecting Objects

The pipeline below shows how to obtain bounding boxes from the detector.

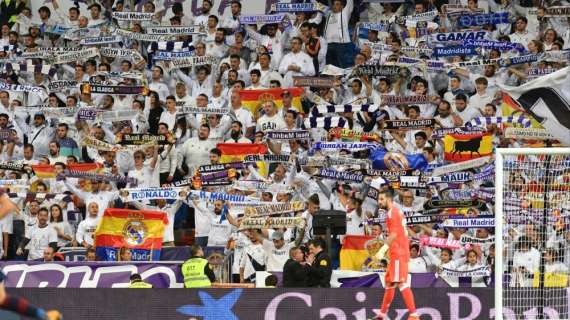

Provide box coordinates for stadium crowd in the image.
[0,0,569,288]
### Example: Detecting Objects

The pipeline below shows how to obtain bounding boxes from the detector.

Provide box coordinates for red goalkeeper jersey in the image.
[386,206,410,261]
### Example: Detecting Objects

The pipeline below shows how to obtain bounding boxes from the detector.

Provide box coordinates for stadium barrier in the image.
[8,287,569,319]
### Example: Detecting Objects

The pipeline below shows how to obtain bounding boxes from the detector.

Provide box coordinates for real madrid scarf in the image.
[440,266,490,278]
[304,116,348,129]
[244,154,291,163]
[432,46,479,57]
[50,47,100,65]
[329,128,380,142]
[427,171,473,184]
[398,56,445,70]
[542,6,570,17]
[394,10,438,23]
[292,76,335,88]
[112,11,155,21]
[232,180,271,192]
[315,168,364,183]
[3,62,56,77]
[101,110,141,122]
[176,105,229,115]
[244,201,306,217]
[457,12,510,27]
[447,54,542,68]
[238,216,306,231]
[383,118,434,130]
[62,169,138,185]
[459,234,495,245]
[22,106,77,118]
[117,133,170,145]
[79,36,122,45]
[48,80,78,93]
[424,199,486,210]
[431,127,487,139]
[381,95,432,105]
[0,81,45,93]
[466,116,531,128]
[165,56,218,70]
[199,162,247,174]
[121,187,188,201]
[189,190,259,203]
[200,169,237,181]
[0,45,21,54]
[153,51,195,61]
[0,161,30,173]
[80,83,149,95]
[310,104,379,116]
[441,217,495,228]
[146,26,205,35]
[357,21,391,32]
[353,64,401,77]
[99,48,144,63]
[420,236,463,250]
[271,2,327,12]
[463,39,524,52]
[265,130,310,141]
[239,14,286,25]
[81,135,119,152]
[312,141,380,151]
[147,41,194,53]
[114,28,174,42]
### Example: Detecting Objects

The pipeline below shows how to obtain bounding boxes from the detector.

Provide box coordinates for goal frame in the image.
[495,147,570,320]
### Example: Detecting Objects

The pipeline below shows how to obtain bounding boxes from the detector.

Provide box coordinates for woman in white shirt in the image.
[49,204,74,248]
[127,148,159,188]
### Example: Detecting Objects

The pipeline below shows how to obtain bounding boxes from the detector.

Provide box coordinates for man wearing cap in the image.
[262,230,297,272]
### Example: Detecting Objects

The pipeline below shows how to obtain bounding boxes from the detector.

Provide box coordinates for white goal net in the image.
[495,148,570,320]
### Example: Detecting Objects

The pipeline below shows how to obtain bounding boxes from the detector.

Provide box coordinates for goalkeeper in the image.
[373,188,418,320]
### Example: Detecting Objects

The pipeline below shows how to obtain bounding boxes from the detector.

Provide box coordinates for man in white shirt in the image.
[253,53,284,87]
[76,202,100,248]
[178,124,216,177]
[17,208,57,260]
[256,101,286,133]
[263,231,296,272]
[225,121,251,143]
[279,37,316,87]
[509,17,537,50]
[244,70,266,90]
[194,0,214,27]
[469,77,494,114]
[455,94,481,125]
[240,230,266,282]
[228,90,254,138]
[64,179,118,217]
[435,100,463,128]
[148,66,171,102]
[324,0,354,68]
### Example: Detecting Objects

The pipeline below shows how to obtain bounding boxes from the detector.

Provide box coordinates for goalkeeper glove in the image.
[375,244,389,261]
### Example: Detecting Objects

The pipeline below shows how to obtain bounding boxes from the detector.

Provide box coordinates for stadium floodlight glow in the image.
[495,147,570,320]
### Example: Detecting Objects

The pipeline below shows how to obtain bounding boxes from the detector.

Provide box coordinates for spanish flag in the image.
[443,132,493,163]
[32,163,102,179]
[217,143,268,177]
[94,209,168,261]
[340,235,376,271]
[501,93,543,129]
[239,87,304,118]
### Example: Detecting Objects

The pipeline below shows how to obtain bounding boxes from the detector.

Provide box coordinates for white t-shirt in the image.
[76,217,100,246]
[263,240,295,272]
[207,216,235,247]
[25,225,57,260]
[256,113,286,133]
[240,242,266,280]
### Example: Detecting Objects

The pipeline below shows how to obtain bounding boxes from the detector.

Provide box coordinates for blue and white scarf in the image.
[3,62,56,77]
[316,168,365,183]
[466,116,531,128]
[312,141,380,151]
[458,12,510,27]
[272,2,327,12]
[239,14,286,25]
[463,39,524,52]
[148,41,194,53]
[433,46,478,57]
[304,116,348,129]
[311,104,379,116]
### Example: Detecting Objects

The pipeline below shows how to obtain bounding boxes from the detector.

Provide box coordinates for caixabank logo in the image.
[177,289,242,320]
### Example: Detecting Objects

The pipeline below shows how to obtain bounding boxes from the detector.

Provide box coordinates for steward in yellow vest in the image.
[128,274,153,288]
[181,245,216,288]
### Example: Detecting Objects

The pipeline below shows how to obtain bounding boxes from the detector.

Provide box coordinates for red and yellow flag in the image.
[32,163,102,179]
[94,209,168,261]
[501,92,543,129]
[444,132,493,163]
[239,87,304,118]
[216,143,268,177]
[340,235,376,271]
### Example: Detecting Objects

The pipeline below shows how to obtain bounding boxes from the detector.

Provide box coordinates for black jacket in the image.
[307,251,332,288]
[283,258,309,287]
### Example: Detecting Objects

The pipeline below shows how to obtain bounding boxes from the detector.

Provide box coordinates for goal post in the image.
[495,147,570,320]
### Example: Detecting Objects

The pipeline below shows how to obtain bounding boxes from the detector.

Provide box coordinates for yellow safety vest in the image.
[129,281,153,288]
[181,258,211,288]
